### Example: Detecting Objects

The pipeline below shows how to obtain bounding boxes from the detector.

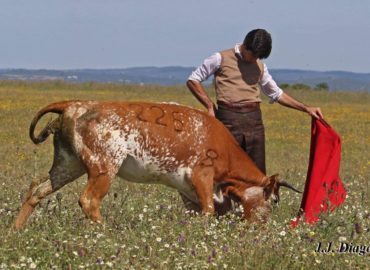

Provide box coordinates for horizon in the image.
[1,66,370,75]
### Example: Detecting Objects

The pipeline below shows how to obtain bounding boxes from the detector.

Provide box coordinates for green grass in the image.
[0,81,369,269]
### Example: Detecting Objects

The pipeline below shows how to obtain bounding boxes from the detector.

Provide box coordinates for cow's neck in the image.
[226,142,267,187]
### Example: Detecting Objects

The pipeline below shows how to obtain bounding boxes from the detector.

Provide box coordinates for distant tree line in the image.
[279,82,329,91]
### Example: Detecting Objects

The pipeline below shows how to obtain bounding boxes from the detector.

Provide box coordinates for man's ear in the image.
[263,174,279,200]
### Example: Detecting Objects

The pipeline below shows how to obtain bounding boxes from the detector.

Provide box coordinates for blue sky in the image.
[1,0,369,73]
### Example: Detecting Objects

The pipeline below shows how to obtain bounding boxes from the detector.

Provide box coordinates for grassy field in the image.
[0,81,369,269]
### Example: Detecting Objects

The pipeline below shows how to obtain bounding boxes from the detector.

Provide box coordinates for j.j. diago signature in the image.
[315,242,370,256]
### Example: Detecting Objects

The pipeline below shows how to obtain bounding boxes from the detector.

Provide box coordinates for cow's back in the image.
[60,101,235,178]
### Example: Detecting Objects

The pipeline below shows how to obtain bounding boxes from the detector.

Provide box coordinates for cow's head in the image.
[264,174,302,205]
[223,174,301,222]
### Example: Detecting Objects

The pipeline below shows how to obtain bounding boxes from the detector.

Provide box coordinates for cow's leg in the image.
[14,176,52,229]
[191,167,215,215]
[14,167,85,229]
[179,192,201,213]
[14,138,85,229]
[180,192,233,216]
[214,197,233,216]
[78,172,113,223]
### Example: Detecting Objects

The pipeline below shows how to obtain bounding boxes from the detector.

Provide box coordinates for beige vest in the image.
[215,48,264,104]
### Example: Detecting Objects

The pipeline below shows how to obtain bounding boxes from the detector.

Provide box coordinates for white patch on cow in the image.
[193,117,203,131]
[244,186,263,200]
[160,101,180,105]
[213,187,225,204]
[159,102,198,111]
[87,112,129,176]
[65,105,88,154]
[188,114,207,147]
[118,157,198,202]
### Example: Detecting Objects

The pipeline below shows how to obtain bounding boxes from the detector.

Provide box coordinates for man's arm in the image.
[186,80,216,116]
[186,53,221,117]
[277,92,323,119]
[260,64,323,119]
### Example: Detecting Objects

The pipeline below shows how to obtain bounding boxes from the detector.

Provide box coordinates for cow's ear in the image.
[263,174,279,200]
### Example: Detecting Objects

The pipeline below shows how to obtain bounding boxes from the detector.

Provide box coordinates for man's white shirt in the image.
[188,44,283,103]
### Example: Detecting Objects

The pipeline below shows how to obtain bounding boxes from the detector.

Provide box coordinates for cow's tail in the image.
[29,100,78,144]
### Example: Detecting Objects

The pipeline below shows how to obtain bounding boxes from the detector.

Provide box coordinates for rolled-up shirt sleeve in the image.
[188,53,221,82]
[259,63,284,103]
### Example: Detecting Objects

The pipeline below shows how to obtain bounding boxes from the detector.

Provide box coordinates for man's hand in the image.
[207,105,216,117]
[187,80,216,117]
[306,107,323,119]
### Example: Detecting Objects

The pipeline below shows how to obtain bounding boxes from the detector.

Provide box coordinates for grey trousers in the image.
[216,107,266,174]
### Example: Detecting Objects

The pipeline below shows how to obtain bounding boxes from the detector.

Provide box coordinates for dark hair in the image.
[243,29,272,59]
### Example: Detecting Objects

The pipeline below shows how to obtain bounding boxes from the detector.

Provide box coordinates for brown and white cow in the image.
[14,100,300,229]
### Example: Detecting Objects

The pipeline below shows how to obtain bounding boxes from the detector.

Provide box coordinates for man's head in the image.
[242,29,272,60]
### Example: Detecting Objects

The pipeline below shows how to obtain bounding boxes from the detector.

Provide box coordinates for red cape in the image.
[291,118,346,227]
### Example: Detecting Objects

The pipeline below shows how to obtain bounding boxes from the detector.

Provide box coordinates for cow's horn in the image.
[278,179,302,193]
